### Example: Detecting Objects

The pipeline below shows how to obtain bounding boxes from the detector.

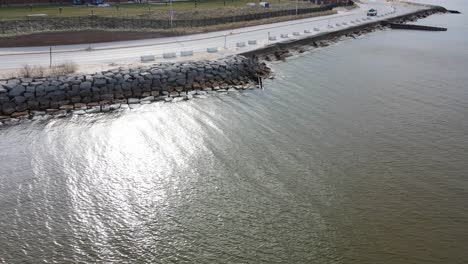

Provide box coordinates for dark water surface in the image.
[1,2,468,263]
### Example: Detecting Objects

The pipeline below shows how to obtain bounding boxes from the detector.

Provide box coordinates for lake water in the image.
[1,2,467,263]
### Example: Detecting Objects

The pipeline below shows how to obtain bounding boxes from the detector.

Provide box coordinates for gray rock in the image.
[80,81,92,90]
[94,78,107,87]
[26,86,36,93]
[86,106,101,113]
[176,78,186,85]
[141,96,154,102]
[9,85,25,97]
[120,104,130,110]
[128,98,140,104]
[14,96,26,104]
[45,85,57,93]
[109,104,121,111]
[7,79,20,85]
[31,111,46,116]
[4,118,20,126]
[54,110,67,118]
[129,104,142,109]
[101,105,111,112]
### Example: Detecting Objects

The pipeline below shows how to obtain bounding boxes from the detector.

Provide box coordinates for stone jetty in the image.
[0,55,270,126]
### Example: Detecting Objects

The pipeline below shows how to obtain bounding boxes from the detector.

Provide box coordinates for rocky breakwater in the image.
[0,55,270,126]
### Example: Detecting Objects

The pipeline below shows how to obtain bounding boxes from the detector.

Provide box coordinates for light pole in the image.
[170,0,173,28]
[295,0,298,16]
[49,46,52,68]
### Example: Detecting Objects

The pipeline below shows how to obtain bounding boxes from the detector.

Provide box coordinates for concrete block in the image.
[313,28,320,32]
[207,47,218,53]
[248,40,257,45]
[180,50,193,56]
[141,55,155,63]
[236,42,246,47]
[163,52,177,59]
[280,34,289,38]
[269,36,277,41]
[304,29,311,33]
[293,32,301,36]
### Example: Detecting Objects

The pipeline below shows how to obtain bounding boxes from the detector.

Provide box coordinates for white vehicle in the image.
[367,9,378,16]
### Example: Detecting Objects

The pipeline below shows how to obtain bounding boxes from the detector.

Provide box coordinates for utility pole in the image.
[295,0,298,16]
[49,46,52,68]
[170,0,173,28]
[224,34,227,49]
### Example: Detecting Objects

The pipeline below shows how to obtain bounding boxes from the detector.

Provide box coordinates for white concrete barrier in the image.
[141,55,155,62]
[180,50,193,57]
[281,34,289,38]
[269,36,277,41]
[248,40,257,45]
[304,29,311,34]
[163,52,176,59]
[236,42,246,47]
[314,28,320,32]
[293,32,301,36]
[207,47,218,53]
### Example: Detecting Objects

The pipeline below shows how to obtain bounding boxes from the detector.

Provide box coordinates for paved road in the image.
[0,0,425,72]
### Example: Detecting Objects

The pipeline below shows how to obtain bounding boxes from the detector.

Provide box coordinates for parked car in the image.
[367,9,378,16]
[259,2,270,8]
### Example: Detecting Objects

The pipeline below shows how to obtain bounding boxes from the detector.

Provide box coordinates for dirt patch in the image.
[0,30,180,47]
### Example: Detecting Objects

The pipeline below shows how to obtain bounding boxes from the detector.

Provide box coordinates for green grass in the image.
[0,0,313,19]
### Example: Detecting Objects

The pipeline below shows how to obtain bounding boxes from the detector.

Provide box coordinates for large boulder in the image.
[80,81,92,90]
[0,84,7,94]
[1,102,16,115]
[8,85,25,97]
[94,78,107,87]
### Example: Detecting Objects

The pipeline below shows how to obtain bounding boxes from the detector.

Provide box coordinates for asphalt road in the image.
[0,0,424,72]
